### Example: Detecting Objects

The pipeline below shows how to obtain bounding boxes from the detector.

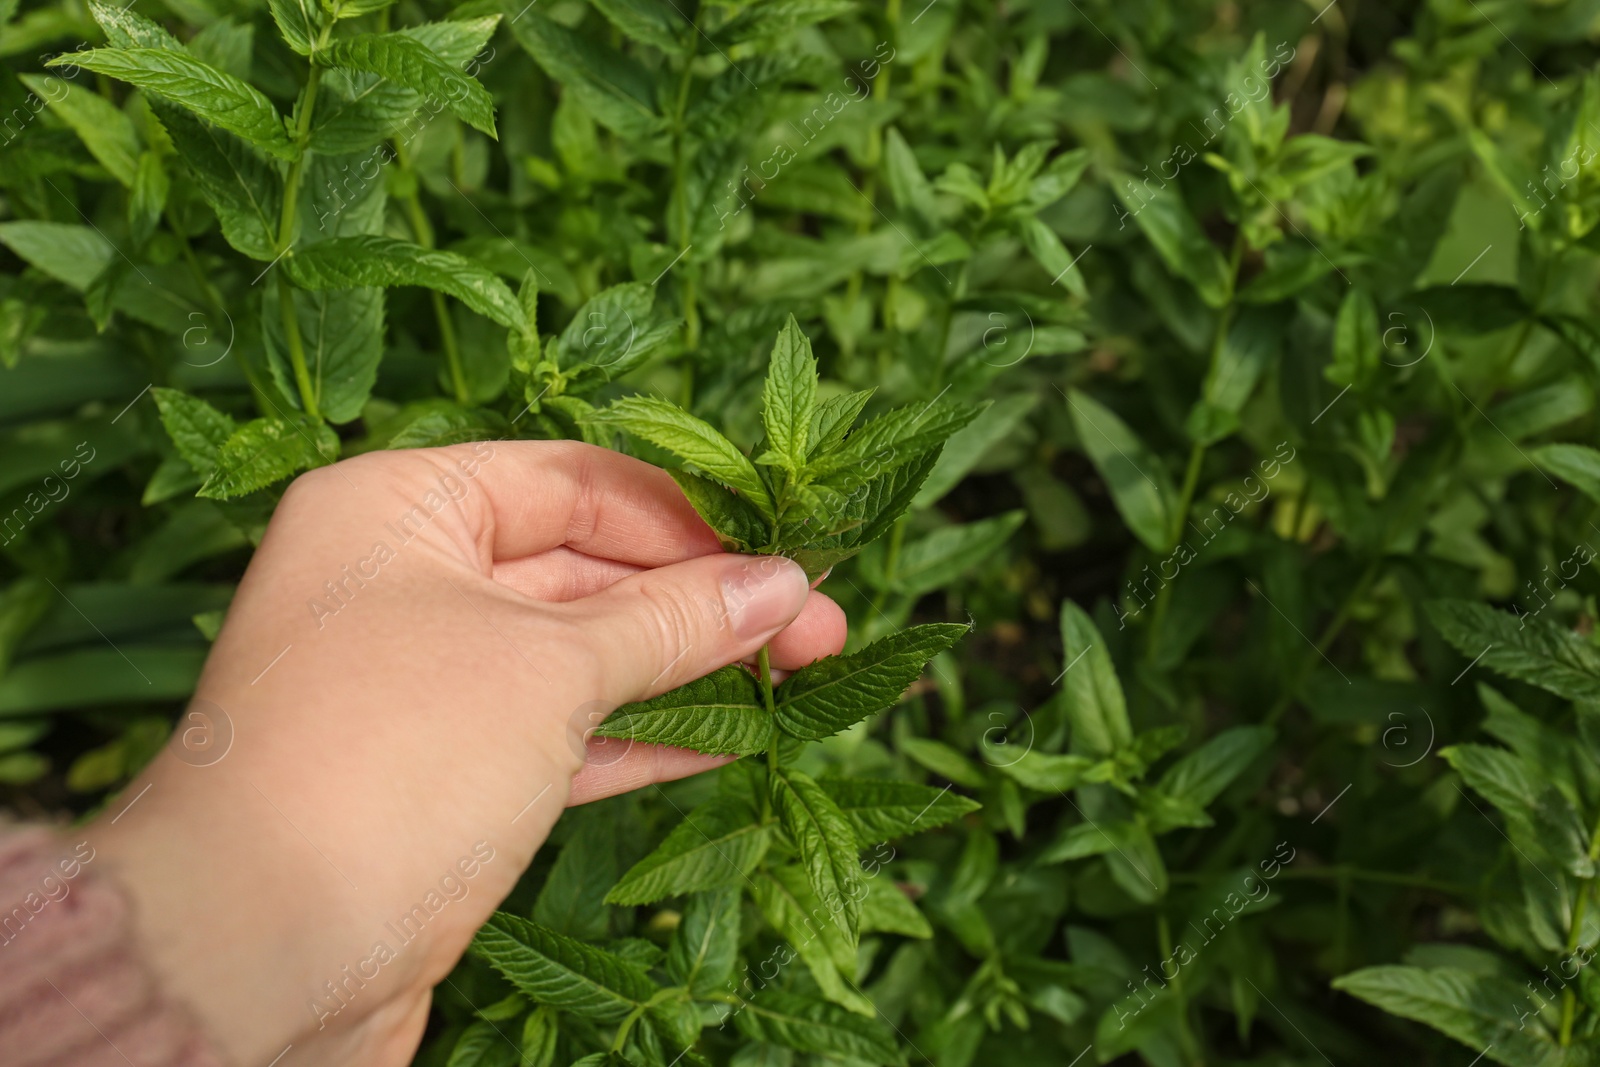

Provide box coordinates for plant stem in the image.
[167,207,276,415]
[759,645,779,817]
[392,138,470,404]
[1145,234,1243,661]
[671,49,700,392]
[869,516,907,618]
[1561,887,1587,1045]
[1559,807,1600,1043]
[276,274,319,420]
[272,23,334,422]
[1159,912,1202,1066]
[1264,557,1380,726]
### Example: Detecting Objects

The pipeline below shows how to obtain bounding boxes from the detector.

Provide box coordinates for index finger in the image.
[431,439,724,566]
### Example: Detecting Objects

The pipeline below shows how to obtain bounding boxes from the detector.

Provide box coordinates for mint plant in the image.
[464,316,981,1065]
[11,1,1600,1064]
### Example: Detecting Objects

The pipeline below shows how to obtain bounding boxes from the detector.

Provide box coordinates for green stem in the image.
[1263,558,1380,726]
[272,23,334,422]
[1143,443,1206,657]
[276,273,319,420]
[759,645,779,818]
[1159,912,1202,1066]
[671,53,700,379]
[391,138,470,404]
[1146,234,1243,660]
[167,207,275,415]
[610,989,679,1053]
[1559,808,1600,1044]
[1561,890,1587,1045]
[869,517,907,618]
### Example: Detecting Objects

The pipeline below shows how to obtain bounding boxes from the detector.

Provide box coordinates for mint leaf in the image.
[1066,388,1177,554]
[89,1,184,49]
[807,398,981,485]
[989,749,1095,792]
[770,766,862,941]
[509,13,662,139]
[0,221,113,292]
[593,665,769,756]
[733,991,904,1065]
[1441,743,1592,879]
[775,624,968,741]
[321,32,497,137]
[1427,600,1600,703]
[311,17,501,154]
[470,913,654,1023]
[51,48,294,159]
[151,388,236,478]
[760,315,819,473]
[883,126,938,232]
[859,875,932,938]
[870,511,1025,596]
[19,75,140,186]
[668,471,771,553]
[606,797,771,905]
[808,388,875,458]
[588,0,685,54]
[550,282,677,382]
[1531,443,1600,505]
[197,416,338,499]
[585,396,776,521]
[816,777,979,842]
[268,0,315,55]
[1108,169,1231,308]
[1150,726,1273,812]
[1059,602,1131,758]
[750,865,872,1014]
[151,101,283,261]
[1332,967,1562,1067]
[665,887,738,997]
[287,236,526,332]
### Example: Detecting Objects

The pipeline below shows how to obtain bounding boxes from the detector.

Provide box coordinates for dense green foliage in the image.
[11,0,1600,1063]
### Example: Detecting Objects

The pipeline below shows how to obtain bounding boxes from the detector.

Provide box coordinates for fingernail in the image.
[722,556,809,639]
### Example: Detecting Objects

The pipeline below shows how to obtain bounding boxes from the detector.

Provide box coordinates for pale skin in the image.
[81,441,846,1066]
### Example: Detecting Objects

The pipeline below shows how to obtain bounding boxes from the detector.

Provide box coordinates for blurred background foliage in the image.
[9,0,1600,1063]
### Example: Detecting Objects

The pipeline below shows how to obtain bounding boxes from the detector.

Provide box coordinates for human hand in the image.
[82,441,846,1067]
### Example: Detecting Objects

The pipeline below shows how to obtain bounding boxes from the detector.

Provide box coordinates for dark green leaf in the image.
[50,48,293,159]
[321,32,497,137]
[469,913,654,1023]
[771,766,862,940]
[774,624,968,741]
[1427,600,1600,703]
[594,665,769,756]
[287,236,526,331]
[816,777,979,842]
[606,797,770,905]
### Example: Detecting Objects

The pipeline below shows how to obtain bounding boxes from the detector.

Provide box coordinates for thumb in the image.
[564,553,811,704]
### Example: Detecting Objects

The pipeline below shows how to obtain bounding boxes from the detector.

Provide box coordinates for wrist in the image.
[84,759,357,1065]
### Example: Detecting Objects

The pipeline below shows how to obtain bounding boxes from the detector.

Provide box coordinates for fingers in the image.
[565,741,736,806]
[493,545,849,669]
[558,554,811,705]
[764,593,848,670]
[425,440,723,566]
[492,547,643,602]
